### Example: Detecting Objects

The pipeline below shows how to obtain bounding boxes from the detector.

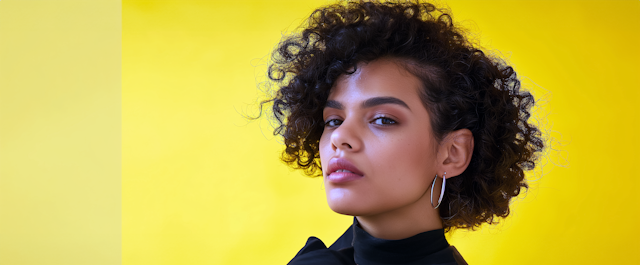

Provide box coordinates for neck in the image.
[355,190,443,240]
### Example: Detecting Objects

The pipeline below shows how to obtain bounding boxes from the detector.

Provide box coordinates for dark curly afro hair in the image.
[259,0,544,230]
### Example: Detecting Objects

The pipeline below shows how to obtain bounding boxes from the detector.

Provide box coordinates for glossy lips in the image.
[326,158,364,183]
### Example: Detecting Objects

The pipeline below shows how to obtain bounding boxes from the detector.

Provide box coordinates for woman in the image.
[259,1,544,264]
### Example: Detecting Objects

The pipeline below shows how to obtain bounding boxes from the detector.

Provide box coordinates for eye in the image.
[372,116,397,125]
[324,119,343,127]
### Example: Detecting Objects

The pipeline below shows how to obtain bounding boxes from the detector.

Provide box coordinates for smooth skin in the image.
[320,58,474,240]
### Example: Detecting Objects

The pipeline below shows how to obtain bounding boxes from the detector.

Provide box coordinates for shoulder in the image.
[450,246,468,265]
[287,225,468,265]
[427,246,468,265]
[287,236,355,265]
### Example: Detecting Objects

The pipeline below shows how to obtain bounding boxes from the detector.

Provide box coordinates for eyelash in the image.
[372,116,398,125]
[324,119,342,127]
[324,116,398,127]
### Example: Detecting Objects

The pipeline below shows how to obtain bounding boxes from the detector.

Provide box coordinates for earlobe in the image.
[439,129,474,178]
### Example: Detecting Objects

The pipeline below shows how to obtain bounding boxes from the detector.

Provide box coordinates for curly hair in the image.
[259,0,544,230]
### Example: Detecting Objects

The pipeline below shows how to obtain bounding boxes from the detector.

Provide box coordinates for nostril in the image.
[344,143,352,149]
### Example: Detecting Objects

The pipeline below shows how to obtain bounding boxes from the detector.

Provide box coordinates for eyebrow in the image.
[324,96,411,111]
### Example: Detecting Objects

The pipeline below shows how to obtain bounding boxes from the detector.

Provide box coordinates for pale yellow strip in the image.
[0,1,121,264]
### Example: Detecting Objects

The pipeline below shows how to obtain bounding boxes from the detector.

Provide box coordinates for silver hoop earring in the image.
[430,172,446,209]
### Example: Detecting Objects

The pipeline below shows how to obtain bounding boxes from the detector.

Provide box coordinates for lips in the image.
[326,158,364,183]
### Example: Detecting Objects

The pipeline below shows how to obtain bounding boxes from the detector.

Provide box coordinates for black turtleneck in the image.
[288,218,467,265]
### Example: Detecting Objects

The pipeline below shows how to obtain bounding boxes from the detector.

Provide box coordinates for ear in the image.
[437,129,474,179]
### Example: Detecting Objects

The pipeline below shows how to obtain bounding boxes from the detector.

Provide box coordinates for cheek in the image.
[405,137,435,172]
[379,130,433,163]
[319,132,331,169]
[372,131,436,189]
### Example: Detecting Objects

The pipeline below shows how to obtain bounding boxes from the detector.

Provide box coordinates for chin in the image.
[326,186,386,216]
[327,202,361,216]
[326,195,372,216]
[328,201,389,217]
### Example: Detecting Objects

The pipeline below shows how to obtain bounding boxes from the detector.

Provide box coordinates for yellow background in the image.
[1,0,639,265]
[0,0,121,264]
[123,1,640,264]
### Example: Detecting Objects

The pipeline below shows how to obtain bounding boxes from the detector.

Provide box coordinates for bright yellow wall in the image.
[0,1,121,264]
[123,1,640,264]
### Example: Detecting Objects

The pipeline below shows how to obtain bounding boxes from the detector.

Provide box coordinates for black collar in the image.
[350,218,450,264]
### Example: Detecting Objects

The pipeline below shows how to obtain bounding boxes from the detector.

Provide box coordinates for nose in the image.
[330,118,362,152]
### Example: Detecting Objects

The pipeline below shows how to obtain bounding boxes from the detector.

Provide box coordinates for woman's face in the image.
[319,58,440,217]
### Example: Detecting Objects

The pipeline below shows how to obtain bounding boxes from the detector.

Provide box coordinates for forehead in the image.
[329,58,424,104]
